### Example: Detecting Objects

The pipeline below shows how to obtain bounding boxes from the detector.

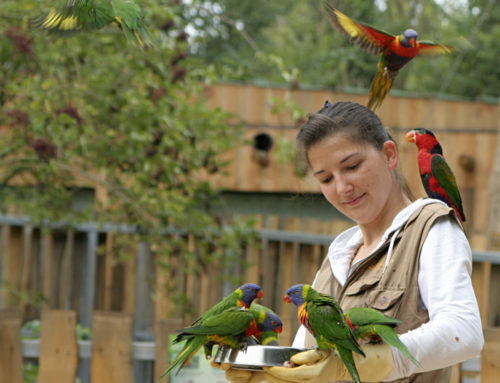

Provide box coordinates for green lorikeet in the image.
[324,4,451,110]
[249,302,283,345]
[345,307,420,367]
[175,283,263,357]
[158,307,260,380]
[284,284,365,383]
[405,128,465,222]
[33,0,155,49]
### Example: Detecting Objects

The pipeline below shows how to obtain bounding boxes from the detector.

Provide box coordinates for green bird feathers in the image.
[345,307,420,367]
[33,0,155,49]
[159,307,260,380]
[285,284,365,383]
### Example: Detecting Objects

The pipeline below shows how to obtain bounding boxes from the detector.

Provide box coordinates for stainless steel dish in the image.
[213,345,306,370]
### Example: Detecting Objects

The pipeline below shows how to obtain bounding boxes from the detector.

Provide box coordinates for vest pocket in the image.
[367,288,405,312]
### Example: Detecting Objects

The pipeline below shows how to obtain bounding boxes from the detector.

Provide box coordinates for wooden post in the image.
[154,318,184,383]
[58,229,75,308]
[38,310,78,383]
[40,229,54,309]
[481,327,500,382]
[0,309,23,383]
[91,311,133,383]
[103,232,114,311]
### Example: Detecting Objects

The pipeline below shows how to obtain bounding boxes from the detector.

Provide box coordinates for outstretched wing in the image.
[324,2,395,55]
[430,155,465,219]
[418,41,452,55]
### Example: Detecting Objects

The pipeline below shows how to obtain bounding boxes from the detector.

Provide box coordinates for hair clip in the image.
[324,100,332,108]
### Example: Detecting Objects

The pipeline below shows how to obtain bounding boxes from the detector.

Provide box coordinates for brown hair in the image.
[296,101,414,200]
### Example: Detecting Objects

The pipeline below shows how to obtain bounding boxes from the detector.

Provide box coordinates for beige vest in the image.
[305,203,461,383]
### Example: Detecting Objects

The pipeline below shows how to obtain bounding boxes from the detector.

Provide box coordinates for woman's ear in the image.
[383,140,399,170]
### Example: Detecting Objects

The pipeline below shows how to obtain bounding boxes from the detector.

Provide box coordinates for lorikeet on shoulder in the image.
[284,284,364,383]
[405,128,465,222]
[324,3,451,110]
[33,0,155,49]
[345,307,420,367]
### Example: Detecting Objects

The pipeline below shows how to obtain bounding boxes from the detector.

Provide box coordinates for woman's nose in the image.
[336,175,353,195]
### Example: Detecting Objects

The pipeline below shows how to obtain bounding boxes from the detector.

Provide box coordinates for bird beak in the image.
[257,290,264,299]
[275,326,283,334]
[283,295,291,303]
[410,38,416,47]
[405,130,416,143]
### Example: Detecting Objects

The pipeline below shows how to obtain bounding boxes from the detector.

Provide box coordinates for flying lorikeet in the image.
[284,284,365,383]
[158,307,260,380]
[324,4,451,110]
[345,307,420,367]
[249,302,283,345]
[405,128,465,222]
[33,0,155,49]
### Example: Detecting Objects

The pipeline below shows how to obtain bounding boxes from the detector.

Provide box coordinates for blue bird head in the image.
[260,311,283,333]
[284,284,307,307]
[239,283,264,306]
[401,29,418,47]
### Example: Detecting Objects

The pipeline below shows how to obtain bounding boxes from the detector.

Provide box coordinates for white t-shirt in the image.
[292,199,484,380]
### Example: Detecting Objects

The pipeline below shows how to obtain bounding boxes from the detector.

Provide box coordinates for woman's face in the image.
[308,133,398,225]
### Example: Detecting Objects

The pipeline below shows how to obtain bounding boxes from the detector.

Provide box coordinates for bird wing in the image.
[430,155,464,217]
[325,3,395,55]
[347,307,402,326]
[111,0,155,48]
[418,41,452,55]
[179,309,253,336]
[33,0,114,32]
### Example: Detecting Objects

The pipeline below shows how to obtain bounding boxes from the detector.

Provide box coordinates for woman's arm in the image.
[386,216,484,380]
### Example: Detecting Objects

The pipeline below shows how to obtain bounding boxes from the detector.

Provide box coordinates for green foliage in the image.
[0,0,257,315]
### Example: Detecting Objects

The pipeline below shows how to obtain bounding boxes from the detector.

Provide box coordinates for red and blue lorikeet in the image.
[158,307,261,380]
[284,284,365,383]
[405,128,465,222]
[345,307,420,366]
[324,4,451,110]
[33,0,155,49]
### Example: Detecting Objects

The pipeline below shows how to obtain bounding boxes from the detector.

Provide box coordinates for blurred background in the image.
[0,0,499,382]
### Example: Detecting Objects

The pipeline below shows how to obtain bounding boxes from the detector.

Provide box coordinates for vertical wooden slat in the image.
[154,318,184,383]
[19,225,33,306]
[471,261,492,327]
[38,310,78,383]
[40,229,54,309]
[185,234,196,324]
[0,309,23,383]
[0,225,10,308]
[91,311,133,383]
[1,226,23,309]
[481,327,500,382]
[103,232,114,311]
[79,230,98,328]
[122,244,137,315]
[58,229,75,308]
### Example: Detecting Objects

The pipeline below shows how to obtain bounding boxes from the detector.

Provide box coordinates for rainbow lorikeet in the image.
[175,283,263,358]
[405,128,465,222]
[249,302,283,345]
[324,4,451,110]
[345,307,420,367]
[158,307,260,380]
[33,0,155,49]
[284,284,365,383]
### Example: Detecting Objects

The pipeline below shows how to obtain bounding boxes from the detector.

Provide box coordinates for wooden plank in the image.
[102,232,114,311]
[58,229,75,308]
[19,225,33,305]
[40,229,54,309]
[154,318,184,383]
[38,310,78,383]
[91,311,133,383]
[0,310,23,383]
[471,261,492,327]
[481,327,500,382]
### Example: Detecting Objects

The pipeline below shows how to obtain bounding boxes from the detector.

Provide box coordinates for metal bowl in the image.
[213,345,307,370]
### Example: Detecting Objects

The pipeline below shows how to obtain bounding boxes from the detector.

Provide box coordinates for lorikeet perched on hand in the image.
[249,302,283,345]
[405,128,465,222]
[345,307,420,366]
[324,4,451,110]
[158,307,260,380]
[284,284,365,383]
[33,0,155,49]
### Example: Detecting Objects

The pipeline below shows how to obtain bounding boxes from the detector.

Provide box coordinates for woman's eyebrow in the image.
[340,152,359,164]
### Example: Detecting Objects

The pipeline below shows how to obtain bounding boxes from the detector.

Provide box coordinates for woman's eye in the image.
[320,176,333,184]
[347,163,360,170]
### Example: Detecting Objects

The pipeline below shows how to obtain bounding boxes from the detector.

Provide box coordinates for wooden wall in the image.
[205,83,500,250]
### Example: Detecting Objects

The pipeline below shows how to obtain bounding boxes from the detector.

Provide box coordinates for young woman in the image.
[221,101,483,383]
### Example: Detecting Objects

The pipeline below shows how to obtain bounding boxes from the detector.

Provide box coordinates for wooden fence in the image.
[1,213,500,382]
